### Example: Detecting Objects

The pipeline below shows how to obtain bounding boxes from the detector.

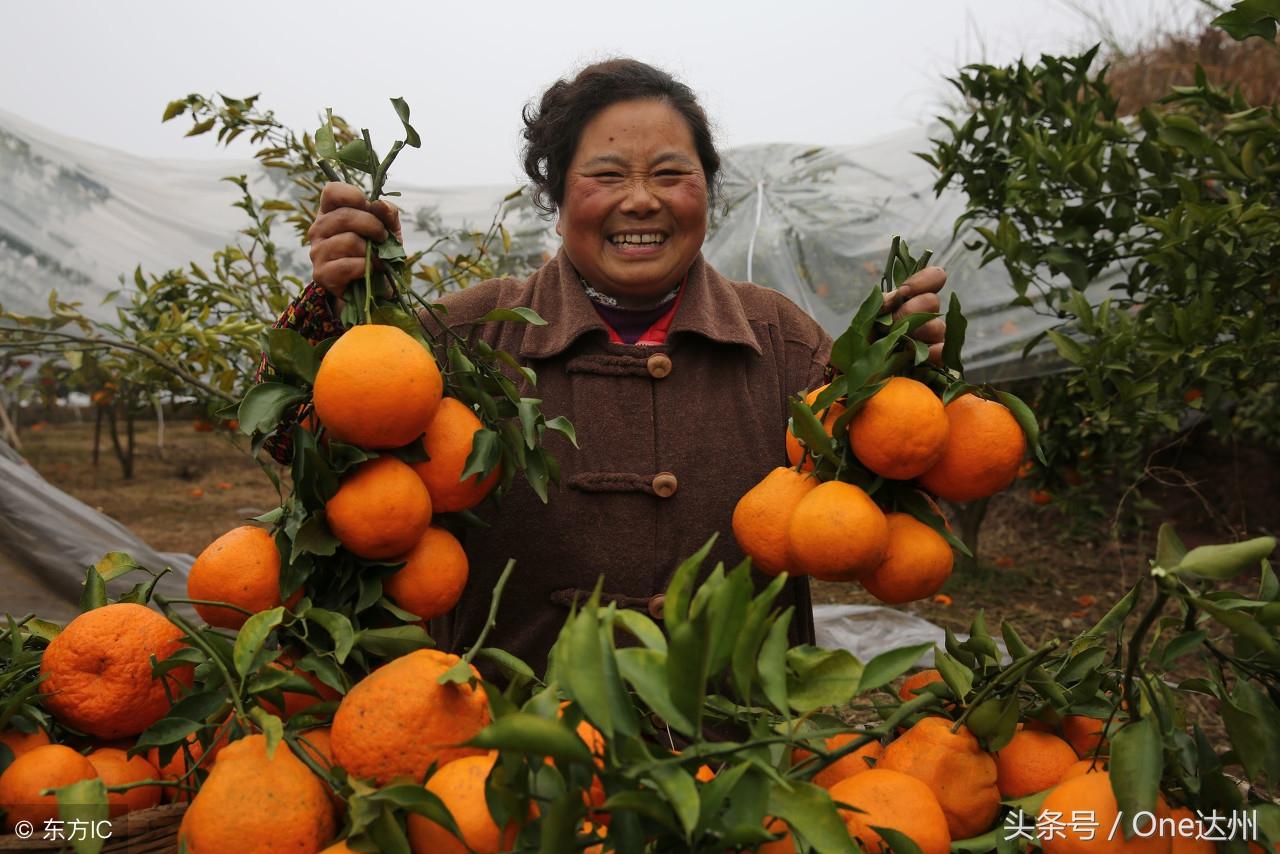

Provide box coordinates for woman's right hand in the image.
[307,182,403,299]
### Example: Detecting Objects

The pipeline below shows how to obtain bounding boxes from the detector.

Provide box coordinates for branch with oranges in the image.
[735,237,1042,605]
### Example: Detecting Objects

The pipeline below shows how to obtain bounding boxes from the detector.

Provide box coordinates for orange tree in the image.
[922,2,1280,522]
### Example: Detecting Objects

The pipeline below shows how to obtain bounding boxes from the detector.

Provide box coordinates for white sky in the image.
[1,0,1197,187]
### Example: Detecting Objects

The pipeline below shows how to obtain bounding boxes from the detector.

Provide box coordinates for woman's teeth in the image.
[610,234,666,246]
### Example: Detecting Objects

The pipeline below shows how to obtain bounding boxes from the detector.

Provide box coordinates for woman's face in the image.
[558,99,709,308]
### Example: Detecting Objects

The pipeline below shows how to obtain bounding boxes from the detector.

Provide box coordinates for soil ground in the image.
[5,418,1276,652]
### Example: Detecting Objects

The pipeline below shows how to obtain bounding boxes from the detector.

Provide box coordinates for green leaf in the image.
[647,763,700,839]
[1174,537,1276,580]
[390,97,422,148]
[857,643,934,694]
[1212,0,1279,41]
[934,652,974,701]
[1045,330,1088,366]
[941,293,967,373]
[994,390,1044,465]
[56,777,109,854]
[292,514,339,562]
[467,712,593,763]
[1109,719,1163,829]
[337,138,373,172]
[557,600,614,738]
[233,607,284,676]
[249,707,285,758]
[355,625,433,658]
[873,826,925,854]
[616,647,694,735]
[1221,679,1280,785]
[161,99,187,122]
[93,552,142,582]
[475,648,535,681]
[663,536,716,631]
[238,383,308,437]
[458,429,502,482]
[768,781,857,854]
[758,610,793,715]
[134,717,203,751]
[80,567,107,612]
[266,328,319,384]
[786,646,863,713]
[479,307,548,325]
[667,620,711,734]
[613,610,667,653]
[1154,524,1189,570]
[303,608,356,663]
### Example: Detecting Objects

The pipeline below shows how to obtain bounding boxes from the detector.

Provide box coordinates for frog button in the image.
[652,472,678,498]
[647,594,665,620]
[646,353,673,379]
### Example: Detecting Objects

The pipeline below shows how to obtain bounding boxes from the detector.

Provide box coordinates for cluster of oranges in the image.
[735,376,1027,603]
[187,323,500,629]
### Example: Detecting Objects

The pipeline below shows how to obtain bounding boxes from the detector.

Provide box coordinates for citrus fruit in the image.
[178,733,336,853]
[861,512,954,604]
[187,525,287,629]
[0,724,50,762]
[86,747,162,817]
[407,753,520,854]
[899,669,945,702]
[384,526,469,621]
[39,603,193,740]
[331,649,490,785]
[412,397,502,512]
[994,729,1079,798]
[917,394,1026,503]
[1168,807,1214,854]
[848,377,949,479]
[829,767,951,854]
[1063,715,1108,758]
[0,744,97,831]
[325,455,432,560]
[732,467,818,576]
[1060,757,1109,781]
[312,323,443,449]
[1039,771,1171,854]
[147,726,232,803]
[786,481,889,581]
[785,385,845,471]
[792,732,882,789]
[877,716,1001,839]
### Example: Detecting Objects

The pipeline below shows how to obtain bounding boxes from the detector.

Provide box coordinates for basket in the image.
[0,804,185,853]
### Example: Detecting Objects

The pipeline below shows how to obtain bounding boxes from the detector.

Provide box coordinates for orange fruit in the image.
[407,753,520,854]
[1030,489,1053,506]
[86,747,162,817]
[877,716,1000,840]
[0,724,50,761]
[331,649,490,785]
[293,728,333,771]
[178,734,336,853]
[1063,715,1108,758]
[312,323,443,449]
[917,394,1026,503]
[187,525,287,629]
[553,705,608,822]
[147,725,232,803]
[732,467,819,576]
[412,397,502,512]
[1169,807,1214,854]
[792,732,882,789]
[39,603,193,740]
[994,729,1079,798]
[1038,771,1170,854]
[829,768,951,854]
[785,385,845,471]
[384,526,470,620]
[260,657,341,719]
[1059,757,1109,781]
[861,512,954,604]
[899,669,945,702]
[325,455,432,560]
[320,843,360,854]
[786,481,889,581]
[758,817,795,853]
[848,377,949,479]
[0,744,97,831]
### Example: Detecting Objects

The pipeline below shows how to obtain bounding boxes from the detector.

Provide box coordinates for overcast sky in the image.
[2,0,1197,186]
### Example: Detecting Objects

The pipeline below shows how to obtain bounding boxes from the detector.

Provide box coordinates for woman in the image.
[288,59,946,674]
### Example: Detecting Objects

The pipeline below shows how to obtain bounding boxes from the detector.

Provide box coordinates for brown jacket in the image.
[428,249,832,676]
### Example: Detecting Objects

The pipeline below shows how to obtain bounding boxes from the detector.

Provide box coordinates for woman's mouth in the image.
[608,232,668,255]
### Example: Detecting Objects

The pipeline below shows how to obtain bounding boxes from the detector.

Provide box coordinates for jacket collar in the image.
[517,248,762,359]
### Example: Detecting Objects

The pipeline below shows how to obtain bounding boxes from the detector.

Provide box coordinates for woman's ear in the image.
[555,217,562,237]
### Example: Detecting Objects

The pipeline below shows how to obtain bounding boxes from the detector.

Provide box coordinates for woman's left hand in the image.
[882,266,947,365]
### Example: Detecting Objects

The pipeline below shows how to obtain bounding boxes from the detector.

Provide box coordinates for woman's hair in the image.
[521,58,721,217]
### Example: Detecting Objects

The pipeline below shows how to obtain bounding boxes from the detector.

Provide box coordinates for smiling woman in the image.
[270,58,947,675]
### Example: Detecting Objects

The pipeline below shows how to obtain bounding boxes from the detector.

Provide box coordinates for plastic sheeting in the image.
[1,108,1097,382]
[0,438,192,614]
[814,603,1009,665]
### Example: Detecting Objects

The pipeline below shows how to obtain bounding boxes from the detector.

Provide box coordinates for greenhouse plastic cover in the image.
[0,107,1102,382]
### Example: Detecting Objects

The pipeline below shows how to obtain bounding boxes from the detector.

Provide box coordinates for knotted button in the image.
[647,594,665,620]
[646,353,672,379]
[652,472,678,498]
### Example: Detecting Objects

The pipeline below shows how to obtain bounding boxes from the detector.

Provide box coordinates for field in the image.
[12,417,1273,650]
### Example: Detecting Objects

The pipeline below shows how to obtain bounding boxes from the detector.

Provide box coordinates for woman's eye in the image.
[592,171,624,179]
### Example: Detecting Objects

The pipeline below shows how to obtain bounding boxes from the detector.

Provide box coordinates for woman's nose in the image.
[619,178,661,214]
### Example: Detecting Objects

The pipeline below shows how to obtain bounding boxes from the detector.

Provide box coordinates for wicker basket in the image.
[0,804,184,852]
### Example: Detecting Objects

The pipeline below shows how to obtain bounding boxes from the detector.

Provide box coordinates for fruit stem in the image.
[462,559,517,665]
[1122,583,1170,724]
[950,642,1058,733]
[155,595,251,724]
